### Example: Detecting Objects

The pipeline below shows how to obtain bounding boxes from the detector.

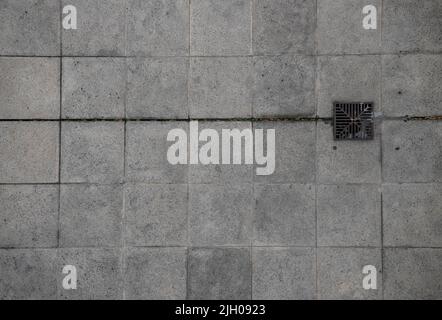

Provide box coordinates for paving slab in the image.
[0,249,57,300]
[126,121,188,183]
[253,184,315,246]
[382,0,442,53]
[0,122,59,183]
[384,248,442,299]
[253,0,315,55]
[189,57,252,118]
[317,0,381,54]
[317,121,381,183]
[189,184,252,246]
[62,0,126,56]
[126,0,189,56]
[0,0,59,56]
[127,58,188,119]
[124,247,187,300]
[254,121,316,183]
[125,184,187,246]
[0,185,58,248]
[191,0,251,55]
[57,248,122,300]
[383,183,442,247]
[318,248,382,300]
[62,58,125,119]
[188,121,253,183]
[60,185,123,247]
[0,58,59,119]
[317,55,381,117]
[382,54,442,117]
[253,55,315,117]
[61,122,124,183]
[188,248,251,300]
[317,184,381,247]
[382,121,442,183]
[252,247,316,300]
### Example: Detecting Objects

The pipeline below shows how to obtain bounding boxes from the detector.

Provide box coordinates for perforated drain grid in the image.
[333,102,374,140]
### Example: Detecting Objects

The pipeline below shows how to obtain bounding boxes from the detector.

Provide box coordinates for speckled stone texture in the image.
[0,0,441,300]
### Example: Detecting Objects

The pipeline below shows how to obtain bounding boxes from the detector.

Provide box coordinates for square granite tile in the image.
[384,248,442,299]
[253,0,315,55]
[252,247,316,300]
[317,184,381,247]
[0,185,58,248]
[0,0,60,55]
[62,58,126,119]
[318,248,382,300]
[0,122,59,183]
[127,57,188,119]
[189,184,252,246]
[62,0,126,56]
[188,248,251,300]
[383,183,442,247]
[61,122,124,183]
[126,0,189,56]
[253,184,315,246]
[124,247,187,300]
[60,185,123,247]
[253,55,315,117]
[125,184,187,246]
[191,0,251,55]
[0,58,59,119]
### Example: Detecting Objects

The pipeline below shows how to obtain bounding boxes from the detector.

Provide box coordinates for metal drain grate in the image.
[333,102,374,140]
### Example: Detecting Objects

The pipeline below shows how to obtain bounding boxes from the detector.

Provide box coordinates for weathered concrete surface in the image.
[382,0,442,53]
[0,0,60,56]
[0,122,59,183]
[382,121,442,183]
[62,0,126,56]
[189,184,252,246]
[317,248,382,300]
[57,248,122,300]
[126,121,188,183]
[191,0,251,56]
[126,0,189,56]
[188,248,251,300]
[253,55,315,117]
[0,185,58,248]
[60,185,123,247]
[62,58,125,119]
[0,58,59,119]
[317,0,381,54]
[124,247,187,300]
[383,184,442,247]
[253,247,316,300]
[317,55,381,117]
[384,248,442,300]
[382,54,442,117]
[61,122,124,183]
[127,58,188,119]
[0,249,57,300]
[254,121,316,183]
[254,184,315,246]
[253,0,315,55]
[0,0,441,301]
[125,184,187,246]
[317,184,381,247]
[317,121,381,183]
[190,57,252,118]
[188,121,253,183]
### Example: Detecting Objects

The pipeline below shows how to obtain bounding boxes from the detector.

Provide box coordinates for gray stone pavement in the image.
[0,0,441,300]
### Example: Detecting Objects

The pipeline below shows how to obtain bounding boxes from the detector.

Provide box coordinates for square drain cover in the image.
[333,102,374,140]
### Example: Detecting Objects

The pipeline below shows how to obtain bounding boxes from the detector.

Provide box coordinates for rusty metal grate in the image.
[333,102,374,140]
